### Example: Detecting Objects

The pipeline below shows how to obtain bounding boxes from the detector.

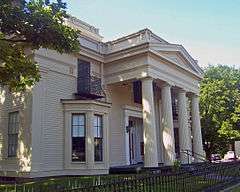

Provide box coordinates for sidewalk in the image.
[221,182,240,192]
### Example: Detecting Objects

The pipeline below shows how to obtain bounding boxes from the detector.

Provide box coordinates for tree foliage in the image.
[0,0,80,91]
[200,65,240,157]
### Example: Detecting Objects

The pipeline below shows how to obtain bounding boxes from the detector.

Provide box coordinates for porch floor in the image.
[109,163,165,174]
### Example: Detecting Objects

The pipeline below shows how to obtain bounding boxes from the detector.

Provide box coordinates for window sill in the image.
[94,161,104,164]
[71,161,86,164]
[4,156,19,161]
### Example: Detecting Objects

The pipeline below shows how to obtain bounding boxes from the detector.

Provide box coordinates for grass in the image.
[231,186,240,192]
[0,164,239,192]
[0,174,220,192]
[0,174,138,192]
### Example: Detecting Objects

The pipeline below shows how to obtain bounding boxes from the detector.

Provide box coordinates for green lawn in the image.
[0,174,220,192]
[230,184,240,192]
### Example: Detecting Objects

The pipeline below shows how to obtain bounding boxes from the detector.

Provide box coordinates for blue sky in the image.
[66,0,240,68]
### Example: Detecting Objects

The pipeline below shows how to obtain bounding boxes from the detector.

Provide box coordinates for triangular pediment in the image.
[149,43,203,77]
[159,51,197,72]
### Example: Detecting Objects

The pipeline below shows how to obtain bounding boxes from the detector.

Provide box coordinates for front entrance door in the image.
[129,117,143,164]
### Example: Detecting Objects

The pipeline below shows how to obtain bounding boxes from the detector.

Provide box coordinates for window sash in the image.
[71,114,86,162]
[8,112,19,134]
[72,137,86,162]
[8,134,18,157]
[8,112,19,157]
[94,115,103,138]
[94,138,103,161]
[94,115,103,161]
[72,114,85,137]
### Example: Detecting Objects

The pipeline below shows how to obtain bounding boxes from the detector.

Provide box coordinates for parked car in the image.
[211,154,221,163]
[223,151,237,162]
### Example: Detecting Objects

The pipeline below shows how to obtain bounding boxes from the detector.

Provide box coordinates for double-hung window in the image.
[72,114,86,162]
[8,112,19,157]
[94,115,103,161]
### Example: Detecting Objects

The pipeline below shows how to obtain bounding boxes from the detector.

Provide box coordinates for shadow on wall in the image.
[0,87,33,175]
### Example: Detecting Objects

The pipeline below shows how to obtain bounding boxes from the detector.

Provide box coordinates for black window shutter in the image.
[133,81,142,104]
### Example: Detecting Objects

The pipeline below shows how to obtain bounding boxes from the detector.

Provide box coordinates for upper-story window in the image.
[8,111,19,157]
[72,114,86,162]
[94,115,103,161]
[76,59,103,99]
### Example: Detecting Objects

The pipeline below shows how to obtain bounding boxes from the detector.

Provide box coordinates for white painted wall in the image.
[107,83,142,166]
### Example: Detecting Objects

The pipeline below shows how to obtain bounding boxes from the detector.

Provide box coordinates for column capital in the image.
[141,76,154,82]
[189,92,200,98]
[178,88,187,94]
[161,81,173,88]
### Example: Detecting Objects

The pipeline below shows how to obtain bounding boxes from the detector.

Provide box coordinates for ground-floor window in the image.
[72,114,86,162]
[8,111,19,157]
[94,115,103,161]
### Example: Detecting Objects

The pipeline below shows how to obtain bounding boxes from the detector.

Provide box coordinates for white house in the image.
[0,17,205,177]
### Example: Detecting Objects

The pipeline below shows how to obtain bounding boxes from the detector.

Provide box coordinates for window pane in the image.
[72,126,78,137]
[72,115,85,126]
[72,116,78,125]
[78,126,85,136]
[94,138,103,161]
[94,126,98,138]
[72,137,85,161]
[94,116,98,127]
[72,125,85,137]
[99,116,103,137]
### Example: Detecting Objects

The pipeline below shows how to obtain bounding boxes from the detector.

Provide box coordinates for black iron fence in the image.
[0,161,240,192]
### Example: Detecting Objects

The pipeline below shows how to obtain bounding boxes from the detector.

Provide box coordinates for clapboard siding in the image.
[33,53,76,172]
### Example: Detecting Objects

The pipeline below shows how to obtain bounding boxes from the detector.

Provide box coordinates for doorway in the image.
[128,117,143,165]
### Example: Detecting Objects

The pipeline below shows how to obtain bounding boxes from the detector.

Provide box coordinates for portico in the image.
[139,77,204,166]
[104,28,205,167]
[108,76,204,167]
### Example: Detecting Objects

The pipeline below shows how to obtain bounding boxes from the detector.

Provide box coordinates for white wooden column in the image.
[178,89,192,164]
[141,77,158,167]
[158,100,165,163]
[161,83,175,165]
[191,94,205,162]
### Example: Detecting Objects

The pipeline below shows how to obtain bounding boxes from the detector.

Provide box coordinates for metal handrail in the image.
[180,149,209,164]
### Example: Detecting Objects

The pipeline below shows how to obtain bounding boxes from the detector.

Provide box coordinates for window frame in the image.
[71,113,86,162]
[94,114,103,162]
[8,111,19,157]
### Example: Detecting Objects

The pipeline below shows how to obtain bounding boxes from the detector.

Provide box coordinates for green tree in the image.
[200,65,240,159]
[0,0,80,91]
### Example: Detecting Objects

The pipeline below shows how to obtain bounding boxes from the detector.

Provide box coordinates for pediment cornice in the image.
[148,49,203,80]
[150,43,203,76]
